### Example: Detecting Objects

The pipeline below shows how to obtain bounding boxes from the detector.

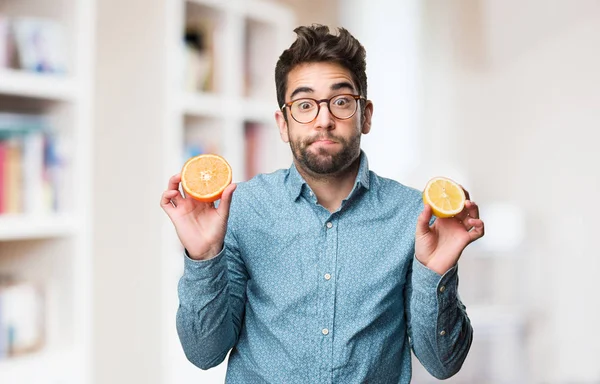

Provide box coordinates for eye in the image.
[295,100,315,111]
[333,96,351,107]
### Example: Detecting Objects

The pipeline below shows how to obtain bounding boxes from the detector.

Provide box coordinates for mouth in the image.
[309,137,338,146]
[313,139,336,145]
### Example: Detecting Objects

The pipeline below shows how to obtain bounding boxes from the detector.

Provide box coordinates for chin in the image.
[305,156,346,175]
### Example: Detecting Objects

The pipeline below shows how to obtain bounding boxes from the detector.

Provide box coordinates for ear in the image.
[275,110,290,143]
[361,100,373,134]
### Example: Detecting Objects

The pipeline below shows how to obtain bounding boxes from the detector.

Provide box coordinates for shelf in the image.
[241,99,277,122]
[181,92,227,118]
[241,0,293,26]
[0,347,81,384]
[0,69,77,101]
[0,0,94,383]
[181,92,276,122]
[0,214,77,241]
[185,0,230,11]
[185,0,292,24]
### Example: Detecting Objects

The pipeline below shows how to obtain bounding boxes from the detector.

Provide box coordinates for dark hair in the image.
[275,25,367,111]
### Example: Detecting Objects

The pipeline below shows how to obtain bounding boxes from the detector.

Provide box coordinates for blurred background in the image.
[0,0,598,383]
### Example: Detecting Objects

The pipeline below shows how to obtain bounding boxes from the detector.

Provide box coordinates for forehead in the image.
[286,62,356,97]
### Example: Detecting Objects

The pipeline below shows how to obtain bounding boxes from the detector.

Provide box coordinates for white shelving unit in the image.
[0,214,77,241]
[0,69,78,101]
[0,0,94,383]
[161,1,294,382]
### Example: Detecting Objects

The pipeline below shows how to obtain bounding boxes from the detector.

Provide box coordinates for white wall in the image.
[422,1,600,382]
[453,2,600,381]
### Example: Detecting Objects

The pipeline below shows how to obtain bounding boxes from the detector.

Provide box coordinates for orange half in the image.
[181,154,232,203]
[422,176,466,218]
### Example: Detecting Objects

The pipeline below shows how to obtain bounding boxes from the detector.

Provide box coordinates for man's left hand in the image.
[415,188,485,276]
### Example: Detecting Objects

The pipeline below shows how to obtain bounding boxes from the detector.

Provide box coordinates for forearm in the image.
[176,249,239,370]
[407,257,473,379]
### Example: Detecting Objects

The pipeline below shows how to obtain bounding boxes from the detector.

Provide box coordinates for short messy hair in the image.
[275,25,368,111]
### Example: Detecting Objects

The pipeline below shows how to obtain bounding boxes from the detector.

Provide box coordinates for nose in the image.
[313,101,335,130]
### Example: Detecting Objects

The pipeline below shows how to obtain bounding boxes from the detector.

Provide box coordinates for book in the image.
[0,113,60,214]
[0,142,6,214]
[0,278,46,359]
[11,17,68,74]
[183,19,215,92]
[3,137,22,214]
[0,15,10,68]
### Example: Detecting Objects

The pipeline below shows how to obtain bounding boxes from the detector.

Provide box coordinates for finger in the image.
[461,216,474,231]
[168,173,182,191]
[167,180,184,207]
[160,189,180,213]
[416,204,433,236]
[466,200,480,219]
[170,189,185,207]
[455,205,470,222]
[460,185,471,201]
[468,219,485,242]
[455,197,479,221]
[216,184,237,219]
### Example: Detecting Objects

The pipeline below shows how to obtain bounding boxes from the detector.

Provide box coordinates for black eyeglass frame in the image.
[280,94,366,124]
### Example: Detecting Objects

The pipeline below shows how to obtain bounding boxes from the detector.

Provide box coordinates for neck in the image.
[295,153,362,213]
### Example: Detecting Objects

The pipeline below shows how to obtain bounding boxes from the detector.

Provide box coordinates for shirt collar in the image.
[285,150,371,201]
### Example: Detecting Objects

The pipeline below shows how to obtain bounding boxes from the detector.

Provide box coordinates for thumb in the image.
[416,204,433,237]
[217,183,237,219]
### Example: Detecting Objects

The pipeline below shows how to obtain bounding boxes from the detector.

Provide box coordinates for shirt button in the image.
[324,273,331,280]
[439,330,446,336]
[322,328,329,335]
[309,191,313,196]
[439,285,446,292]
[326,222,333,229]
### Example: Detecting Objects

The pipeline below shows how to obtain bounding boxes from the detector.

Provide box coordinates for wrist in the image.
[422,258,455,276]
[186,244,223,261]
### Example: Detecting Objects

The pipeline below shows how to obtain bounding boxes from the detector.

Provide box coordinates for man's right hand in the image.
[160,173,237,260]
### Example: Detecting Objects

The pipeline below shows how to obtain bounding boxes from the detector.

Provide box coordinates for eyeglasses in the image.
[281,94,365,124]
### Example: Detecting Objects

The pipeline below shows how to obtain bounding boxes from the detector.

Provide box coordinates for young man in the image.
[161,25,484,383]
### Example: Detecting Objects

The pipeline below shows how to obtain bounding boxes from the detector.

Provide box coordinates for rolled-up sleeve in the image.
[405,256,473,379]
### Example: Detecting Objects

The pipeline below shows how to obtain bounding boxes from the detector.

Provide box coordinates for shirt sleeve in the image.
[404,256,473,379]
[176,226,248,370]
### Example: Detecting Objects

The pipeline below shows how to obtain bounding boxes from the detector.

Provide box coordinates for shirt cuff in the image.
[411,256,459,310]
[181,247,228,293]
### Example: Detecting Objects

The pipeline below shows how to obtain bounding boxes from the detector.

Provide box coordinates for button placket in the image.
[320,216,337,364]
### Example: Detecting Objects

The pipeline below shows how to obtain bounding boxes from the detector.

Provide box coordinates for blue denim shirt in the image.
[177,152,472,383]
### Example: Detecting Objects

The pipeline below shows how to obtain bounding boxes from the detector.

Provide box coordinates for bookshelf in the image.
[0,0,94,383]
[161,0,294,382]
[0,69,78,101]
[0,214,77,241]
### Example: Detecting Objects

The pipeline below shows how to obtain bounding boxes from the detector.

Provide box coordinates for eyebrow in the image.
[289,81,357,100]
